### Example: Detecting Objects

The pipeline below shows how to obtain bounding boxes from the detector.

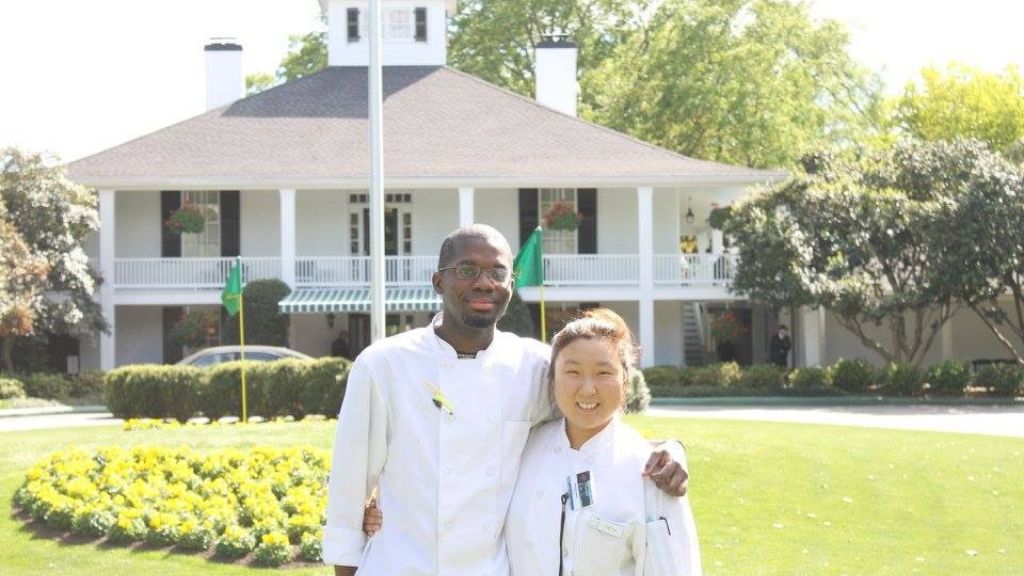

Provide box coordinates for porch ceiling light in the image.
[685,197,695,224]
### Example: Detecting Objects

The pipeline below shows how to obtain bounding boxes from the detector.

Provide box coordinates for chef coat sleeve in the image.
[648,490,703,576]
[322,357,388,567]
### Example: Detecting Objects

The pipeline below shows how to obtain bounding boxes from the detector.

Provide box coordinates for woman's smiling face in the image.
[552,337,626,448]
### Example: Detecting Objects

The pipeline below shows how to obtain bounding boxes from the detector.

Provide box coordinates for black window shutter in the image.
[518,189,539,248]
[162,307,184,364]
[161,191,181,258]
[578,188,597,254]
[347,8,360,41]
[220,191,240,257]
[414,7,428,42]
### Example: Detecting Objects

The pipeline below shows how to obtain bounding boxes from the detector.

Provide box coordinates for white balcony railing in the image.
[543,254,639,286]
[295,256,437,287]
[112,254,737,289]
[653,253,738,286]
[115,257,281,289]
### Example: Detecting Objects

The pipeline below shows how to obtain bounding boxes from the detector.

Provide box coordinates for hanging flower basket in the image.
[543,202,581,231]
[165,202,205,235]
[170,310,221,348]
[709,310,746,344]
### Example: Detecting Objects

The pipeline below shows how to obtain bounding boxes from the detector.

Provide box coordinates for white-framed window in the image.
[348,193,413,256]
[181,191,221,257]
[539,188,577,254]
[385,8,414,40]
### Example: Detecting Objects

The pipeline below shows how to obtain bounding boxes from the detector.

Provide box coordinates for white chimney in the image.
[534,32,578,116]
[204,39,243,110]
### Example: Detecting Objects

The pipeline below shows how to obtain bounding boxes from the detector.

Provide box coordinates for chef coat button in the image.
[486,466,495,477]
[444,466,454,476]
[444,522,453,531]
[562,547,569,557]
[554,446,562,454]
[526,541,534,550]
[535,490,544,499]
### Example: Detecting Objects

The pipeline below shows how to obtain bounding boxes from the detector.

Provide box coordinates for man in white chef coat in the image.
[323,224,686,576]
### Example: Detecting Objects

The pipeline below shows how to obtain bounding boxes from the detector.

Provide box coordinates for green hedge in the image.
[642,358,1022,399]
[104,357,350,421]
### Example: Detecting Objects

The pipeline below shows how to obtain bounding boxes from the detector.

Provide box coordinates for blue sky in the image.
[1,0,1021,162]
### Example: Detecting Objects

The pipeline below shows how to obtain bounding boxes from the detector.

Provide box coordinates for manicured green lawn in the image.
[1,417,1022,575]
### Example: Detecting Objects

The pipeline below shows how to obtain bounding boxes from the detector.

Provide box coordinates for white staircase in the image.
[683,302,707,367]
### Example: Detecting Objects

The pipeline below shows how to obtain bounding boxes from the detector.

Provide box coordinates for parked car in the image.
[176,345,312,367]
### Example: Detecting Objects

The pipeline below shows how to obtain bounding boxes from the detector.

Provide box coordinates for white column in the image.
[279,189,296,288]
[799,306,826,367]
[711,229,725,253]
[637,186,655,367]
[458,186,475,227]
[98,189,116,371]
[942,320,954,360]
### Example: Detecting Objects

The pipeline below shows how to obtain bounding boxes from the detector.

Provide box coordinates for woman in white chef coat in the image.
[505,308,701,576]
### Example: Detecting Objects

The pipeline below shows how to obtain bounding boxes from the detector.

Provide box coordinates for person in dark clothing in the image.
[331,330,350,359]
[769,324,792,368]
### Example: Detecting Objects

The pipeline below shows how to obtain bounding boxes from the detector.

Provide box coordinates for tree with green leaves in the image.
[725,142,965,367]
[0,148,107,372]
[895,63,1024,153]
[221,279,292,347]
[584,0,883,168]
[0,200,51,371]
[922,139,1024,364]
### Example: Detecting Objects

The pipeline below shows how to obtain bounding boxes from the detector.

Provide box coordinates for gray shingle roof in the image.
[68,66,780,187]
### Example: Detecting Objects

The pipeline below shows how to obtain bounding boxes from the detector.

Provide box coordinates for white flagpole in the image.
[369,0,385,343]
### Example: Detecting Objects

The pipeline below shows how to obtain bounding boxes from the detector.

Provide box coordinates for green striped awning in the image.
[278,287,443,314]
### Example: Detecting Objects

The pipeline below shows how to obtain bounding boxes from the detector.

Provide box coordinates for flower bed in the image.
[14,445,330,567]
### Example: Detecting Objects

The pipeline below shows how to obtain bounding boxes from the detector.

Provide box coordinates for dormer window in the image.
[347,8,360,42]
[414,7,427,42]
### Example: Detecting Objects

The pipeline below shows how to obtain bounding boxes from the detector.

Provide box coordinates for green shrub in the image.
[17,372,69,399]
[301,357,350,417]
[974,363,1024,397]
[625,369,651,413]
[642,366,682,389]
[0,377,26,399]
[204,357,350,419]
[71,507,114,538]
[880,362,923,397]
[497,290,535,338]
[925,360,970,397]
[104,365,203,421]
[222,279,292,347]
[737,363,786,391]
[789,366,832,390]
[831,359,876,394]
[691,362,742,387]
[68,370,105,399]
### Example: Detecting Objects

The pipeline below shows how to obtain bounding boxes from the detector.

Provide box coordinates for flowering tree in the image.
[0,148,107,371]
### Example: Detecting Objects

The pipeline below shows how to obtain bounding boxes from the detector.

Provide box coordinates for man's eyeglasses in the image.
[438,264,511,283]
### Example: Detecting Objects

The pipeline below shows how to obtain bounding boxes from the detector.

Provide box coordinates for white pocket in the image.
[574,511,635,575]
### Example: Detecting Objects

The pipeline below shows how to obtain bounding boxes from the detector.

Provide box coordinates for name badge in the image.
[588,515,625,539]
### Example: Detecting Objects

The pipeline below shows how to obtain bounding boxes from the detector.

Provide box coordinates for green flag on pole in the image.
[513,226,547,342]
[221,260,243,316]
[513,226,544,287]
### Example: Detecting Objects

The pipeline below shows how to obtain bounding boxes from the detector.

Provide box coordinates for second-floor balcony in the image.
[112,253,739,290]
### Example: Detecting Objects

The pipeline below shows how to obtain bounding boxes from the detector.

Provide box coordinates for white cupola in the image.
[320,0,457,66]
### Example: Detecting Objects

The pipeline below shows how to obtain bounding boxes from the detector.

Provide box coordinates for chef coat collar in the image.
[558,414,621,454]
[430,314,497,361]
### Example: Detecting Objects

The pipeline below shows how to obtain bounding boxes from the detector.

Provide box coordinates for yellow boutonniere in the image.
[424,381,455,418]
